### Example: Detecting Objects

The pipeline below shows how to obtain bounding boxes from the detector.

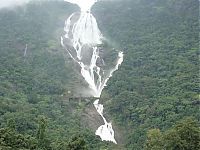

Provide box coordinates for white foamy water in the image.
[62,0,123,144]
[93,99,117,144]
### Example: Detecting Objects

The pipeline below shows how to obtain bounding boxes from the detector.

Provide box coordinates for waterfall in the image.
[61,0,123,144]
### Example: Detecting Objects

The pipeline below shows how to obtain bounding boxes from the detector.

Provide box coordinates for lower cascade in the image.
[93,99,117,144]
[61,0,124,144]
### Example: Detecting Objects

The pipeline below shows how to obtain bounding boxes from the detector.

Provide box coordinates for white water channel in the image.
[61,0,123,144]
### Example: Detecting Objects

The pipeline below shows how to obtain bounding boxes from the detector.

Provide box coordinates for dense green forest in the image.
[94,0,199,149]
[0,0,199,149]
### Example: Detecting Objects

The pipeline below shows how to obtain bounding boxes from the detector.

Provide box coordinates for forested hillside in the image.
[94,0,199,149]
[0,0,199,149]
[0,1,108,149]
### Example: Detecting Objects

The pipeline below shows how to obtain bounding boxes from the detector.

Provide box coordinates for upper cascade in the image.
[64,0,97,12]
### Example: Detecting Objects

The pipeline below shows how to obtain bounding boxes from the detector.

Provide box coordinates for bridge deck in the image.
[68,97,100,101]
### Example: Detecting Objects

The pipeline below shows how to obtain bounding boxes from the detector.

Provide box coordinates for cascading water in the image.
[61,0,123,144]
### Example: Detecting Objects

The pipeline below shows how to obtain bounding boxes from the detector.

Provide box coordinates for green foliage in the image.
[94,0,199,149]
[0,0,199,149]
[36,116,51,149]
[0,120,104,150]
[0,1,106,150]
[145,117,200,150]
[0,127,37,150]
[67,135,88,150]
[145,129,163,150]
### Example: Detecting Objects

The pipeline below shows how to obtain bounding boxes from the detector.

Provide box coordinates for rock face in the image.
[80,99,125,145]
[81,102,104,132]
